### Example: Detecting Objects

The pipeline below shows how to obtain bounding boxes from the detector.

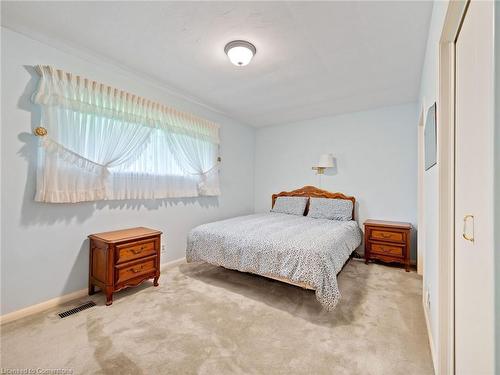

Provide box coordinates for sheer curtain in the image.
[32,65,220,203]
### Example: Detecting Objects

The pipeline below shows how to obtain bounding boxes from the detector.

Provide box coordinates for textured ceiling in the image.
[1,1,432,127]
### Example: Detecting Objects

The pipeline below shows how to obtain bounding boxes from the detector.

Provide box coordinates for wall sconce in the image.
[312,153,334,174]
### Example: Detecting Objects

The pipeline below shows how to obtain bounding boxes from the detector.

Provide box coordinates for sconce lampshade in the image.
[312,153,334,175]
[317,153,334,168]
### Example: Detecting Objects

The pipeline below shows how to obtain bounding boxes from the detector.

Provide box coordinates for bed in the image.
[186,186,362,310]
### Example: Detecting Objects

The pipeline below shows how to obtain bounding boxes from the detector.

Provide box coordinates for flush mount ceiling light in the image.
[224,40,256,66]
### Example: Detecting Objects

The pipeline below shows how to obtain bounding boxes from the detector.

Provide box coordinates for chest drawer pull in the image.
[131,265,143,273]
[377,246,393,253]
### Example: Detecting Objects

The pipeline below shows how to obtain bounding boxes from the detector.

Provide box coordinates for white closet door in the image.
[454,1,494,374]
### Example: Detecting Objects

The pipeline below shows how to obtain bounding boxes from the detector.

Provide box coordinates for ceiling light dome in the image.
[224,40,256,66]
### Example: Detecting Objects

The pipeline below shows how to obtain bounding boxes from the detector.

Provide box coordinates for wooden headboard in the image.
[271,185,356,220]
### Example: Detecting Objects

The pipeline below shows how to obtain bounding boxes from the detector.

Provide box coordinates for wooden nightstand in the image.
[88,227,162,305]
[364,220,412,272]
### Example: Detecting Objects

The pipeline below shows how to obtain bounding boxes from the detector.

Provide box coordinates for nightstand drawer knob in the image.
[131,265,144,273]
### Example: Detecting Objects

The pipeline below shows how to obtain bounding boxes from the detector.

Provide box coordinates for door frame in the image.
[417,106,424,276]
[437,1,469,374]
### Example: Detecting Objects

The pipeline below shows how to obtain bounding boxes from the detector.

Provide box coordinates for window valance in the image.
[33,65,220,144]
[32,65,221,203]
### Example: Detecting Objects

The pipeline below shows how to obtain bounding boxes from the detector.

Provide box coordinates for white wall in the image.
[254,103,418,258]
[417,0,449,359]
[0,28,255,315]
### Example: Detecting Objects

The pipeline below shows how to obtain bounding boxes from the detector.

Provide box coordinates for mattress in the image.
[186,212,362,310]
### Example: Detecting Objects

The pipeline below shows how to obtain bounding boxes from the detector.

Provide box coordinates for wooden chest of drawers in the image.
[364,220,412,272]
[88,227,162,305]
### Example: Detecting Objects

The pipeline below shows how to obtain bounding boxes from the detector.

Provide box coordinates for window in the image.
[32,65,220,203]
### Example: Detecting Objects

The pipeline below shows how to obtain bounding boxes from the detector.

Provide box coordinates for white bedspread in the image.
[186,213,362,310]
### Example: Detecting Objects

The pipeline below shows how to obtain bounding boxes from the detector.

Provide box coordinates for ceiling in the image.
[1,1,432,127]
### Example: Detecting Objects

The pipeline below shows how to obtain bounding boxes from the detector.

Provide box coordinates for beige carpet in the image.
[1,260,433,375]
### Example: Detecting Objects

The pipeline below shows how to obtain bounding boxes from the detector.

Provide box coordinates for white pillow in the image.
[307,198,353,221]
[271,196,308,216]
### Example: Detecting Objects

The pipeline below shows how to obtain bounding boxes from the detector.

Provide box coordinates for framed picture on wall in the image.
[424,102,437,170]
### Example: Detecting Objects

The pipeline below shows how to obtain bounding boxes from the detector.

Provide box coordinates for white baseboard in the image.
[423,298,437,373]
[0,288,88,325]
[0,257,186,325]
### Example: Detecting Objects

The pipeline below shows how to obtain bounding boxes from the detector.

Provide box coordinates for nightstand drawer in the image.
[370,229,404,243]
[116,240,156,264]
[370,242,403,258]
[115,256,156,284]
